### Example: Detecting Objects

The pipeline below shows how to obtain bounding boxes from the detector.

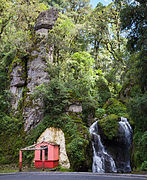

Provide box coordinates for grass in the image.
[0,164,19,173]
[132,171,147,175]
[0,169,18,173]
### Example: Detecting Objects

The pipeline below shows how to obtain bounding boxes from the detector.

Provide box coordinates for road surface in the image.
[0,172,147,180]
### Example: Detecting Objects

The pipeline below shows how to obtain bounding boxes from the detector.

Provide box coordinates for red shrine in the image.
[19,141,59,171]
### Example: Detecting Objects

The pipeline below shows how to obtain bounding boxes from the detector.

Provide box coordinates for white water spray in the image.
[89,121,117,173]
[90,117,132,173]
[118,117,133,172]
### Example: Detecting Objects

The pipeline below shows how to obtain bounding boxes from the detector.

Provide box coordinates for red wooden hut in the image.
[19,141,59,171]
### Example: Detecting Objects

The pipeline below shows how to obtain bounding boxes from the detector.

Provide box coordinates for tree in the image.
[85,2,128,96]
[65,0,91,24]
[0,0,47,56]
[121,0,147,92]
[121,0,147,170]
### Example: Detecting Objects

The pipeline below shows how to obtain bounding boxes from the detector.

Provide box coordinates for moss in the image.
[0,116,26,165]
[99,114,119,140]
[103,98,127,117]
[61,114,90,171]
[9,56,26,74]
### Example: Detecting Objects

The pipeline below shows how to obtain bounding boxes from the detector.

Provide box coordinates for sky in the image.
[90,0,112,8]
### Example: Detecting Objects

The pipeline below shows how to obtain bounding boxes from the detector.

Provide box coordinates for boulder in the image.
[37,127,70,169]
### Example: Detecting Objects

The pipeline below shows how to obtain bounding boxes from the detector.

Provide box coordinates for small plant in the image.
[141,161,147,171]
[95,108,105,119]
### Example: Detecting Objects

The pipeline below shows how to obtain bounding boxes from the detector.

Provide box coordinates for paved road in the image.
[0,172,147,180]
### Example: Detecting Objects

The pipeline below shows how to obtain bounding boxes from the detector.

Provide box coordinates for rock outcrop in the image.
[10,58,26,110]
[35,8,59,31]
[37,127,70,169]
[9,8,59,131]
[24,8,59,131]
[66,102,82,114]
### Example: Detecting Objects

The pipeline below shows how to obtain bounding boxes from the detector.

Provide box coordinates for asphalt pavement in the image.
[0,172,147,180]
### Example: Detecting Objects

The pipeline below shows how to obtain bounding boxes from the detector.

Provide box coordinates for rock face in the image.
[23,46,50,131]
[10,8,59,131]
[66,102,82,113]
[10,58,27,110]
[35,8,59,31]
[37,127,70,169]
[23,8,59,131]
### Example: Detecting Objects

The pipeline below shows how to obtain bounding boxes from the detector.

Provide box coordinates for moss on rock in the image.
[99,114,119,140]
[103,98,127,117]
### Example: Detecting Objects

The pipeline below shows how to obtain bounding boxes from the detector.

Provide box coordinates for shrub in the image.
[95,108,105,119]
[141,161,147,171]
[103,98,127,117]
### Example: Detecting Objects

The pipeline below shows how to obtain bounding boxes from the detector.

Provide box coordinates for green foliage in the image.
[133,131,147,169]
[128,93,147,169]
[66,137,88,169]
[120,0,147,171]
[95,108,106,119]
[141,161,147,171]
[48,13,76,62]
[120,0,146,53]
[95,76,111,106]
[0,0,146,172]
[128,93,147,132]
[67,51,95,80]
[99,114,119,140]
[103,98,127,117]
[0,116,25,164]
[32,77,91,171]
[34,79,70,116]
[0,52,13,118]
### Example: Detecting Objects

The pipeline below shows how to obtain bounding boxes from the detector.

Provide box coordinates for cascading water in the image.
[90,117,132,173]
[118,117,133,172]
[119,117,132,146]
[89,121,117,173]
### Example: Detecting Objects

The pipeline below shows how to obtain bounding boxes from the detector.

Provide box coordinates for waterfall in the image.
[90,117,132,173]
[119,117,132,145]
[118,117,133,172]
[89,121,117,173]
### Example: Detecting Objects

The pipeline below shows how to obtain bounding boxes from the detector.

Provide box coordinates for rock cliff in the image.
[10,8,59,131]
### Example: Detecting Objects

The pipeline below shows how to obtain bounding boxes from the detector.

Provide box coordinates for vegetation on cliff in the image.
[0,0,146,172]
